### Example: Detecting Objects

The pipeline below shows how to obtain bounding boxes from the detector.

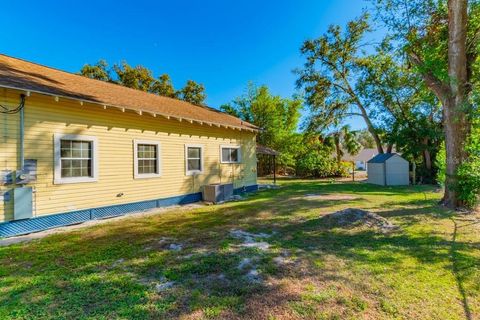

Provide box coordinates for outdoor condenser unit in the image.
[202,183,234,203]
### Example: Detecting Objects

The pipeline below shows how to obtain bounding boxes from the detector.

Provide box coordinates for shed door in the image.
[386,159,409,185]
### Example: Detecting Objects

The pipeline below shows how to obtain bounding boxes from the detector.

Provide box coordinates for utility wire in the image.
[0,94,26,114]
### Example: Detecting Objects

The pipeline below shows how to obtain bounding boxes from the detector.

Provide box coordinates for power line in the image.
[0,94,25,114]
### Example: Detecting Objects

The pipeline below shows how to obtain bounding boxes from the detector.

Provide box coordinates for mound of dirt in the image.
[323,208,397,232]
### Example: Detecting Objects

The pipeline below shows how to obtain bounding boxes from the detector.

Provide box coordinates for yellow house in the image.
[0,54,258,237]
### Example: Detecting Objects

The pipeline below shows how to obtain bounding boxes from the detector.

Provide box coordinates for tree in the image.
[296,14,385,154]
[113,62,155,92]
[79,60,112,82]
[373,0,480,208]
[356,129,376,148]
[79,60,209,106]
[177,80,207,106]
[220,83,302,169]
[151,74,177,98]
[324,126,362,165]
[356,42,443,180]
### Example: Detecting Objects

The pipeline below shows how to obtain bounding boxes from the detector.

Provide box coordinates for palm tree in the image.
[324,125,362,165]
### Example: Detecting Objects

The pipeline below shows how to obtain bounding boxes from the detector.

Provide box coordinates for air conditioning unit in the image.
[202,183,234,203]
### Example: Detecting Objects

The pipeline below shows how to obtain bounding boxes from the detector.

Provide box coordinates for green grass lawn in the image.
[1,180,479,320]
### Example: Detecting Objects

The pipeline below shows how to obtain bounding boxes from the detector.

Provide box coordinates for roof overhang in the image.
[1,85,259,133]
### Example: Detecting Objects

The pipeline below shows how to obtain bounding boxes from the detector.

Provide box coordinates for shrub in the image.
[296,151,337,177]
[458,119,480,208]
[437,120,480,209]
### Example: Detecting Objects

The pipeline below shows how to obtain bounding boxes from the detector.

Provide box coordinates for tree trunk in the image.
[345,82,384,154]
[423,138,432,171]
[364,116,384,154]
[442,0,471,208]
[334,134,342,165]
[442,97,470,208]
[387,143,394,153]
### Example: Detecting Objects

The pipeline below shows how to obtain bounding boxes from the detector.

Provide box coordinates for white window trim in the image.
[220,144,242,164]
[133,140,162,179]
[54,134,99,184]
[185,144,204,176]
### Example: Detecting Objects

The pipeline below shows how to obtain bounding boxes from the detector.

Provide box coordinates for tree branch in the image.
[408,51,450,102]
[345,112,364,117]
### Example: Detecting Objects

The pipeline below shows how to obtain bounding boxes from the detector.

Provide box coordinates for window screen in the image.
[60,140,92,178]
[137,144,158,174]
[221,147,240,163]
[187,147,202,171]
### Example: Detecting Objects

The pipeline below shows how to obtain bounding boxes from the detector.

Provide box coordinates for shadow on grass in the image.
[0,181,476,319]
[450,218,480,320]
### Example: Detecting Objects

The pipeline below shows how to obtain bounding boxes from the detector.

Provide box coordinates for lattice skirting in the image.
[0,185,258,238]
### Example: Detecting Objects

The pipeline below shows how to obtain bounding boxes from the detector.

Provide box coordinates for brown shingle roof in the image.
[0,54,258,131]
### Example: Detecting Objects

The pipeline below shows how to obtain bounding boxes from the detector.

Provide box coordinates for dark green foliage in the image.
[296,14,385,154]
[295,135,351,178]
[372,0,480,207]
[295,140,337,178]
[151,74,177,98]
[437,118,480,209]
[221,83,303,170]
[79,60,112,82]
[79,60,206,105]
[176,80,207,106]
[356,130,376,149]
[113,62,155,92]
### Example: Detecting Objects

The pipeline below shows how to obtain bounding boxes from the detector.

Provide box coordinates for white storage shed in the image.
[367,153,409,186]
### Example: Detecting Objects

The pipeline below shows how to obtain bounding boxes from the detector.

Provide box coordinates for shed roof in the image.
[0,54,258,132]
[367,153,400,164]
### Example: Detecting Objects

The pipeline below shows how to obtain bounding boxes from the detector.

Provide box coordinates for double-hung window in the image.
[54,134,98,184]
[185,144,203,175]
[221,145,241,163]
[134,140,161,178]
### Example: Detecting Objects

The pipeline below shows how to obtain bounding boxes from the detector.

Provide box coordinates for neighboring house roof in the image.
[340,148,378,162]
[0,54,258,131]
[256,145,279,156]
[367,153,400,163]
[355,148,379,162]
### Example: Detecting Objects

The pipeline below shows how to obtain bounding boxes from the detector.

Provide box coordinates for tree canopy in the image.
[79,60,206,105]
[221,83,303,169]
[371,0,480,208]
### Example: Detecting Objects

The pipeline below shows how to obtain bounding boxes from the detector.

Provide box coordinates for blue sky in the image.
[0,0,369,130]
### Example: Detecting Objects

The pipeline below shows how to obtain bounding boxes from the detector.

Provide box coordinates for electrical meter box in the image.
[16,159,37,185]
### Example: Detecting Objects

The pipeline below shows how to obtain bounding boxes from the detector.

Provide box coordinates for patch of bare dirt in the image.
[322,208,397,232]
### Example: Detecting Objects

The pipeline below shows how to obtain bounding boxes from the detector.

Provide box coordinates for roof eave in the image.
[0,85,259,133]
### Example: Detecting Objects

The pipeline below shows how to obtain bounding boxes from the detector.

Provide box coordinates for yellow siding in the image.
[0,89,257,222]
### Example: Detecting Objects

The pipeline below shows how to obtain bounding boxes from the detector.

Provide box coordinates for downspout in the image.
[19,94,26,170]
